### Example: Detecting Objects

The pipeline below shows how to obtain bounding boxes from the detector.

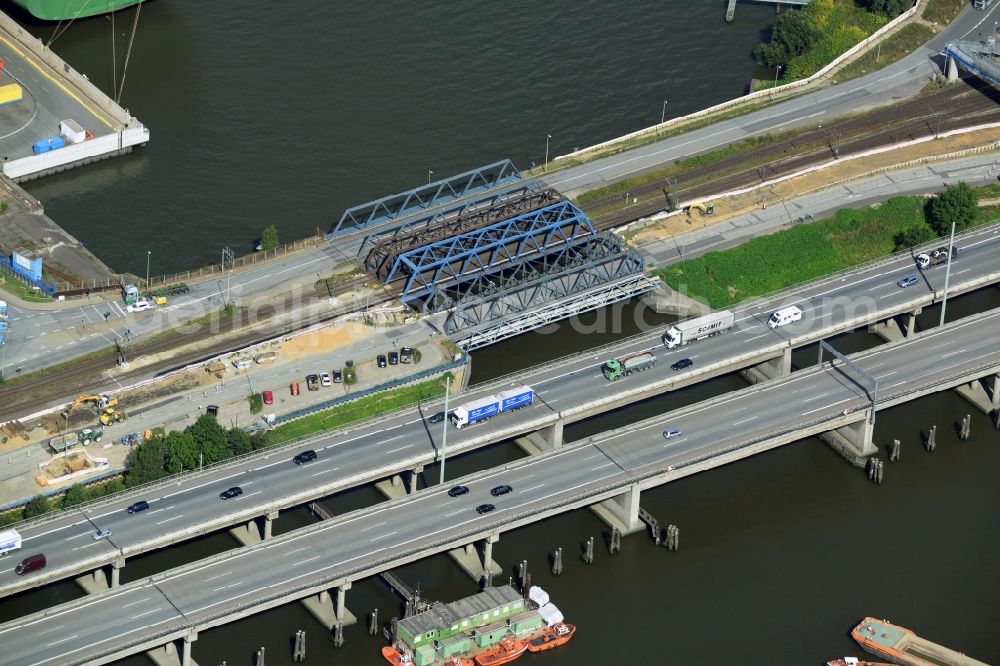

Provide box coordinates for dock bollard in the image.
[582,537,595,564]
[608,527,621,554]
[369,609,379,636]
[551,547,563,576]
[889,439,901,463]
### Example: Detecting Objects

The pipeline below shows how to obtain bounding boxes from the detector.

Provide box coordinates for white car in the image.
[663,428,683,440]
[320,372,333,387]
[127,299,151,313]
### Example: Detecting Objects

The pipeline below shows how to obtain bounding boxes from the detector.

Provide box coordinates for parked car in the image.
[476,503,495,514]
[126,299,151,313]
[306,374,320,391]
[400,347,413,363]
[290,382,300,396]
[377,355,387,368]
[332,369,343,383]
[388,351,399,365]
[428,412,445,424]
[92,528,112,541]
[320,372,333,387]
[126,500,149,514]
[219,486,243,500]
[662,428,683,440]
[897,274,919,288]
[671,358,694,371]
[262,390,273,405]
[207,405,219,417]
[448,485,469,497]
[293,450,317,465]
[490,484,513,497]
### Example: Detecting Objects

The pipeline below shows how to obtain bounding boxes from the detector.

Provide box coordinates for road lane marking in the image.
[156,514,184,525]
[801,392,830,403]
[370,531,398,542]
[360,521,387,533]
[203,572,232,583]
[732,416,759,426]
[44,633,79,647]
[131,608,162,620]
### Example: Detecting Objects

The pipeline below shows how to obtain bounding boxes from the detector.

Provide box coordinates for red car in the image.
[290,382,300,396]
[262,390,273,405]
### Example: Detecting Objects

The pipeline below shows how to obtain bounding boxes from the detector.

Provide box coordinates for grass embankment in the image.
[836,23,937,82]
[655,196,992,309]
[268,374,451,444]
[922,0,967,24]
[0,276,52,304]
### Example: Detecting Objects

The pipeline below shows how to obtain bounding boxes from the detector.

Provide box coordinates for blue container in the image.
[31,136,65,155]
[500,388,534,411]
[467,401,500,424]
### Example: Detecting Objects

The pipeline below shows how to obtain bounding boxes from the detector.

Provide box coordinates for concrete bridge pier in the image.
[870,318,905,343]
[75,557,124,594]
[451,533,502,582]
[741,347,792,385]
[591,483,644,535]
[820,411,876,467]
[904,308,921,337]
[147,631,198,666]
[263,510,279,539]
[375,466,424,500]
[407,466,424,494]
[303,584,358,630]
[946,55,958,82]
[515,418,564,455]
[954,374,1000,415]
[229,518,264,546]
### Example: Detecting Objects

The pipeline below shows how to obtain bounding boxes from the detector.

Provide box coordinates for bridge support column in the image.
[302,586,358,630]
[229,518,263,546]
[870,318,904,343]
[263,510,278,540]
[592,483,644,535]
[946,55,958,82]
[905,308,921,337]
[146,632,199,666]
[954,374,1000,415]
[407,466,423,494]
[110,557,123,588]
[514,418,564,454]
[742,347,791,384]
[820,411,876,467]
[375,474,408,500]
[450,533,502,582]
[75,557,124,594]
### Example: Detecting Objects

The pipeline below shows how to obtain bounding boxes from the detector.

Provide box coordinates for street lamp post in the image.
[939,219,957,327]
[439,374,450,485]
[544,134,552,172]
[773,64,783,87]
[145,250,151,288]
[661,100,668,124]
[427,170,433,184]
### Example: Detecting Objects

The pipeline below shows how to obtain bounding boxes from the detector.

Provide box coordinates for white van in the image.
[768,306,802,329]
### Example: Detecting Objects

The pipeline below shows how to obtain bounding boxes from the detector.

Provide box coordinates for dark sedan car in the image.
[126,500,149,514]
[293,450,317,465]
[428,412,446,424]
[671,358,694,371]
[476,503,495,514]
[448,485,469,497]
[377,355,387,368]
[219,486,243,500]
[490,484,512,497]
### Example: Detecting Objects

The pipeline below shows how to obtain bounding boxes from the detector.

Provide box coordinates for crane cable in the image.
[115,1,142,104]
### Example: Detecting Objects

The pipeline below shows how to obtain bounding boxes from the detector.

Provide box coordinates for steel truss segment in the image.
[330,159,521,238]
[945,41,1000,90]
[427,233,640,315]
[363,186,561,278]
[391,200,597,300]
[441,245,646,331]
[452,275,660,351]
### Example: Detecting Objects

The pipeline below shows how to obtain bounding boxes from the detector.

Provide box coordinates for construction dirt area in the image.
[627,127,1000,247]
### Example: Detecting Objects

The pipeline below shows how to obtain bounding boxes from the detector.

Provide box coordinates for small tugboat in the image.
[474,636,528,666]
[526,622,576,652]
[444,659,475,666]
[827,658,894,666]
[381,645,412,665]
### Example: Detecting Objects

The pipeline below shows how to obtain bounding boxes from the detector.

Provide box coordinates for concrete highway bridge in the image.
[0,307,996,666]
[1,223,999,603]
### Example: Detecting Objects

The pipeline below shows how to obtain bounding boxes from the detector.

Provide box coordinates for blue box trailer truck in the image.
[450,385,534,428]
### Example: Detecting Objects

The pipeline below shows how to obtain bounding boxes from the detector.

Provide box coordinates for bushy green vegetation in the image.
[248,393,264,414]
[922,0,966,24]
[269,374,452,444]
[657,184,986,308]
[756,0,887,83]
[837,23,937,82]
[260,224,279,252]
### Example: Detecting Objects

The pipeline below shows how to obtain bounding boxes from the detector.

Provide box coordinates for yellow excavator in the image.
[686,202,714,217]
[69,394,118,413]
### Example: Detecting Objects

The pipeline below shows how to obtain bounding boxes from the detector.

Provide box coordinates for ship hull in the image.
[11,0,146,21]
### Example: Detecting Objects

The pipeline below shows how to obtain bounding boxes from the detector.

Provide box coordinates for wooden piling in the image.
[332,624,344,648]
[551,547,563,576]
[369,609,379,636]
[255,647,266,666]
[608,527,621,554]
[582,536,594,564]
[293,630,306,662]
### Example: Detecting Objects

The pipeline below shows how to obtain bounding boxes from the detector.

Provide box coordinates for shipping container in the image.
[663,310,735,348]
[32,135,65,155]
[0,528,22,556]
[498,386,534,411]
[59,118,86,144]
[0,83,22,106]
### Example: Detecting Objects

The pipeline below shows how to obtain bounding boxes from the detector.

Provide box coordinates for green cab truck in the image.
[602,351,657,381]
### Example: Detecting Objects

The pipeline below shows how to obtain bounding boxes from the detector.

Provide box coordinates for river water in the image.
[5,3,1000,665]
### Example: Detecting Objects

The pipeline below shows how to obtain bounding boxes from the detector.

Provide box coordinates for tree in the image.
[189,414,231,465]
[858,0,909,17]
[226,428,254,457]
[125,437,169,487]
[927,182,977,236]
[164,431,199,474]
[62,484,90,507]
[894,224,936,251]
[755,10,817,69]
[23,494,51,518]
[261,224,279,252]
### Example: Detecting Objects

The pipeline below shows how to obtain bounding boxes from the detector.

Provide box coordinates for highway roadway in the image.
[541,3,1000,198]
[2,222,999,597]
[1,309,997,666]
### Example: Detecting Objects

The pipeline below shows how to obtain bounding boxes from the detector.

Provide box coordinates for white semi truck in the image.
[0,528,22,556]
[662,310,735,349]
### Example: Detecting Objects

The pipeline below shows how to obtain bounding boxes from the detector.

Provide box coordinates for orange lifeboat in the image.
[526,622,576,652]
[381,646,413,665]
[474,636,528,666]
